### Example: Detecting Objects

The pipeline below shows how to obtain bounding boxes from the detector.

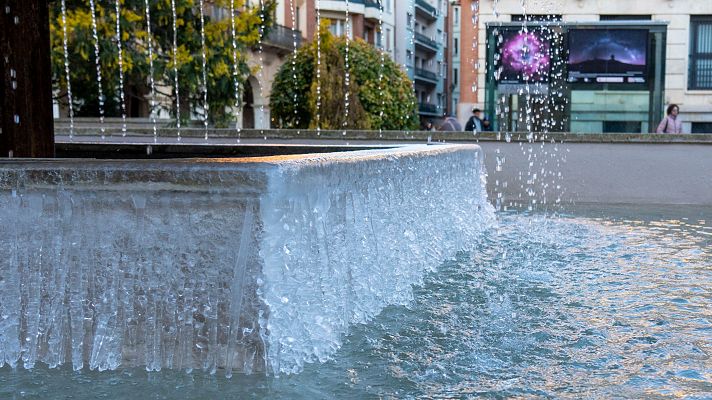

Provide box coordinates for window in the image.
[511,14,562,22]
[454,38,458,55]
[386,28,392,51]
[603,121,642,133]
[691,122,712,133]
[295,7,300,30]
[453,68,458,84]
[386,0,391,13]
[454,7,459,26]
[376,28,382,47]
[329,20,345,36]
[599,15,652,21]
[407,13,412,28]
[689,16,712,90]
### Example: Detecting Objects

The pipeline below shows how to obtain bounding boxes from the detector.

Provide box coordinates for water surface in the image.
[2,205,710,399]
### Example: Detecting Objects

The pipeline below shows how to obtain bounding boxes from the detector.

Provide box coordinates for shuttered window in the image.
[689,16,712,90]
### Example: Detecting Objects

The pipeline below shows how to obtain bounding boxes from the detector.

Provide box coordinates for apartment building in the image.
[280,0,397,59]
[449,1,461,117]
[394,0,449,122]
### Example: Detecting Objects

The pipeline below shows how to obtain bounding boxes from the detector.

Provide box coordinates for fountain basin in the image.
[0,144,494,375]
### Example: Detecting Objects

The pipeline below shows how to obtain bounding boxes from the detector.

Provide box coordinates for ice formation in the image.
[0,145,494,375]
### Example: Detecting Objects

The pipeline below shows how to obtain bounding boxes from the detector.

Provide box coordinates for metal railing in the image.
[364,0,380,8]
[418,103,439,115]
[264,24,303,51]
[414,68,438,82]
[414,32,439,50]
[415,0,437,17]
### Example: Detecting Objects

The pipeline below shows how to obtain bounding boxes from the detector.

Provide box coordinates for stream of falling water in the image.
[406,0,415,130]
[257,0,266,135]
[229,0,241,139]
[59,0,75,139]
[198,0,209,139]
[488,0,569,212]
[88,0,106,138]
[316,0,322,133]
[144,0,158,142]
[170,0,181,138]
[377,0,385,135]
[114,0,127,135]
[343,0,351,133]
[289,0,300,130]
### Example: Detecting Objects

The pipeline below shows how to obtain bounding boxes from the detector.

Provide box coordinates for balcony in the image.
[415,0,438,21]
[263,25,303,54]
[414,32,439,53]
[418,103,440,116]
[414,68,438,85]
[364,0,379,8]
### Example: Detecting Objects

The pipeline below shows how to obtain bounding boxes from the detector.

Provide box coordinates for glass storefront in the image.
[485,21,667,133]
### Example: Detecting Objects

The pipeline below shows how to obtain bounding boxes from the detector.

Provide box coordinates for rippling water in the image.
[2,205,710,399]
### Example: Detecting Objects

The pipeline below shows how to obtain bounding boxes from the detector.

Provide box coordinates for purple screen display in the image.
[498,30,551,84]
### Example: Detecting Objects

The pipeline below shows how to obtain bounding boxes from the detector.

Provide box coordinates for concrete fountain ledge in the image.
[0,144,495,375]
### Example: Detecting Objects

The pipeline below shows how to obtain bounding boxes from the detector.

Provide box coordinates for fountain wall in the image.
[0,144,495,375]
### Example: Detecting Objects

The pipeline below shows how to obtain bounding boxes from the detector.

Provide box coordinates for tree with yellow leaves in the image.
[50,0,275,127]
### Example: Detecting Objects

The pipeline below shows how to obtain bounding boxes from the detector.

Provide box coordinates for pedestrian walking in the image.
[656,104,683,134]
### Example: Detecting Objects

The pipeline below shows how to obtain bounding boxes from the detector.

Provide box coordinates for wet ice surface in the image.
[2,205,711,399]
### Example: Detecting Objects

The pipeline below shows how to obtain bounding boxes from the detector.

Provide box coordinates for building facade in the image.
[449,1,461,117]
[280,0,397,59]
[395,0,449,122]
[458,0,712,133]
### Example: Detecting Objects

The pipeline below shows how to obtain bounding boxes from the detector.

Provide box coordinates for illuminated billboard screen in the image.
[498,29,552,84]
[568,29,648,84]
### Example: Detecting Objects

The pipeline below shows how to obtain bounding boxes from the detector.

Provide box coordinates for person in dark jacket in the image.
[465,108,490,132]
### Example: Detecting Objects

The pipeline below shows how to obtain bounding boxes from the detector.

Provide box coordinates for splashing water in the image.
[114,0,127,135]
[88,0,105,138]
[59,0,74,139]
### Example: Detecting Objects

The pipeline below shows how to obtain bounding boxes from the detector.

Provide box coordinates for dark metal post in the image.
[1,0,55,158]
